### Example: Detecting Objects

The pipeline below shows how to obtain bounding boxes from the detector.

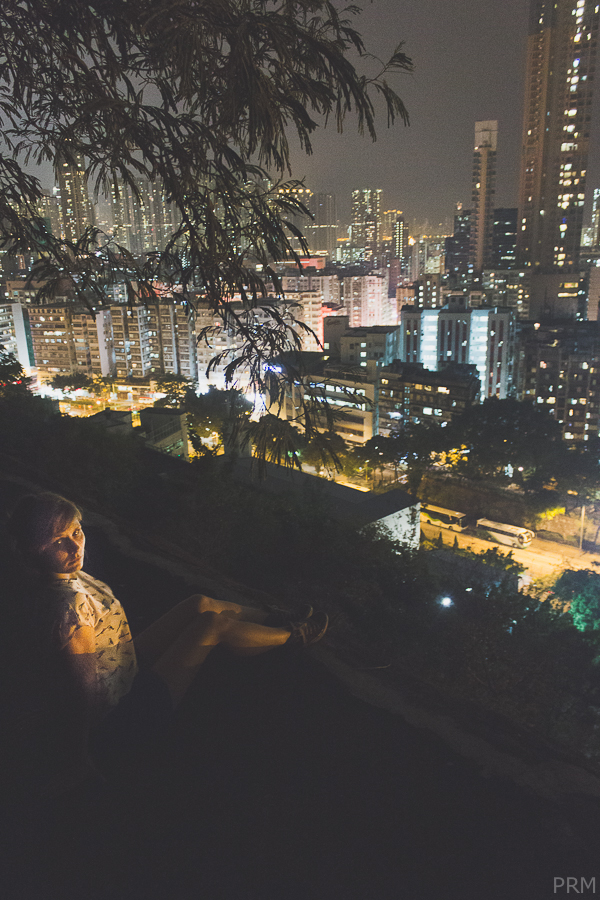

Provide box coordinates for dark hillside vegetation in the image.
[1,390,600,766]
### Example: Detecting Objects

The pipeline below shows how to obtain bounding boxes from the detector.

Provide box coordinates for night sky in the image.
[288,0,600,231]
[29,1,600,234]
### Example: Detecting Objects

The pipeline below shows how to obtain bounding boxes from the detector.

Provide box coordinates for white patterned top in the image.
[49,571,138,715]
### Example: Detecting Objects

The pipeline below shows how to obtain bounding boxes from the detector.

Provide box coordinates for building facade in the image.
[491,208,518,269]
[399,300,516,399]
[273,364,376,445]
[111,177,181,255]
[338,326,402,368]
[378,361,480,434]
[56,151,94,242]
[305,193,338,256]
[0,302,34,371]
[516,321,600,441]
[517,0,599,272]
[445,205,472,282]
[350,189,382,260]
[470,121,498,272]
[342,273,388,327]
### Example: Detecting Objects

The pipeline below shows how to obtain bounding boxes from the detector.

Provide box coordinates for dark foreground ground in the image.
[2,479,600,900]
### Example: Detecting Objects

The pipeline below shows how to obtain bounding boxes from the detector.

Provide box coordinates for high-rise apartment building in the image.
[516,321,600,440]
[111,177,181,256]
[28,304,116,380]
[0,302,34,371]
[378,361,480,434]
[414,274,443,309]
[110,305,153,379]
[342,273,388,327]
[491,208,518,268]
[392,216,409,268]
[350,189,382,259]
[56,151,94,242]
[481,269,530,319]
[147,300,197,379]
[445,205,472,282]
[36,192,62,239]
[28,305,76,377]
[517,0,599,272]
[283,292,324,352]
[305,193,338,256]
[399,299,515,399]
[470,121,498,272]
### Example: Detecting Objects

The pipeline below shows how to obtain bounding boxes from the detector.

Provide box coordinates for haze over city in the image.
[287,0,600,230]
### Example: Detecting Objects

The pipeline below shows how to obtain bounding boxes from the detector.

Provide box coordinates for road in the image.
[421,520,600,581]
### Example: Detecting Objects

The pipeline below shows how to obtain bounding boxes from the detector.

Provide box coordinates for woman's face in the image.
[37,517,86,575]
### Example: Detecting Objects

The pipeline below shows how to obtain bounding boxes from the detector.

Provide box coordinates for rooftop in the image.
[229,458,417,527]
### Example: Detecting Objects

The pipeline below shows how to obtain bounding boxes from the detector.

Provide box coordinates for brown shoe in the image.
[264,603,314,628]
[286,611,328,647]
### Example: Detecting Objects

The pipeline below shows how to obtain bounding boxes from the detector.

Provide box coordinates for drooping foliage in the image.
[0,0,413,429]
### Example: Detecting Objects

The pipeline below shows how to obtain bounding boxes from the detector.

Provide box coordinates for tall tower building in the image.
[306,192,338,256]
[517,0,599,271]
[391,215,408,264]
[470,121,497,272]
[445,205,472,281]
[111,177,181,256]
[56,151,94,242]
[350,189,382,258]
[491,208,518,268]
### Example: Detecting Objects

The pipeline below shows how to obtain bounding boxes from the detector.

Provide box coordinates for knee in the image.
[186,594,214,616]
[193,609,231,642]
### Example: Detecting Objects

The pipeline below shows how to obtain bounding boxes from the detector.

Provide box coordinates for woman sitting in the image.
[4,491,327,797]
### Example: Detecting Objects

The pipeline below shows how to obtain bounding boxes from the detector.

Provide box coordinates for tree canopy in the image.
[0,346,25,387]
[552,569,600,632]
[48,373,94,393]
[0,0,412,429]
[447,398,563,484]
[185,385,253,453]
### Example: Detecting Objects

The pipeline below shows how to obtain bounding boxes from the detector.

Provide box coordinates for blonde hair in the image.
[8,492,82,557]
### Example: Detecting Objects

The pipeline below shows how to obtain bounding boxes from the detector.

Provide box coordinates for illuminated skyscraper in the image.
[391,215,408,263]
[350,189,382,258]
[56,151,94,242]
[470,121,497,272]
[445,205,472,281]
[111,177,181,255]
[306,192,338,255]
[517,0,599,271]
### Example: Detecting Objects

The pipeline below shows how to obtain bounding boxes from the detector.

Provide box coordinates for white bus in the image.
[476,519,535,549]
[421,505,468,532]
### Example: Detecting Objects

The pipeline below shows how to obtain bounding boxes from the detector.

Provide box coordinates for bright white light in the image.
[440,597,453,608]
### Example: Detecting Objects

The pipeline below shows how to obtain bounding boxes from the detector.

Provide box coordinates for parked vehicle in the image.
[476,518,534,548]
[421,505,468,532]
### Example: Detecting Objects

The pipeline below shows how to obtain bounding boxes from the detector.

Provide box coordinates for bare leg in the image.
[151,611,291,706]
[134,594,269,667]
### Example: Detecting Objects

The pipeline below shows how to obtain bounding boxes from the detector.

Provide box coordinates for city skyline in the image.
[285,0,600,229]
[28,1,600,240]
